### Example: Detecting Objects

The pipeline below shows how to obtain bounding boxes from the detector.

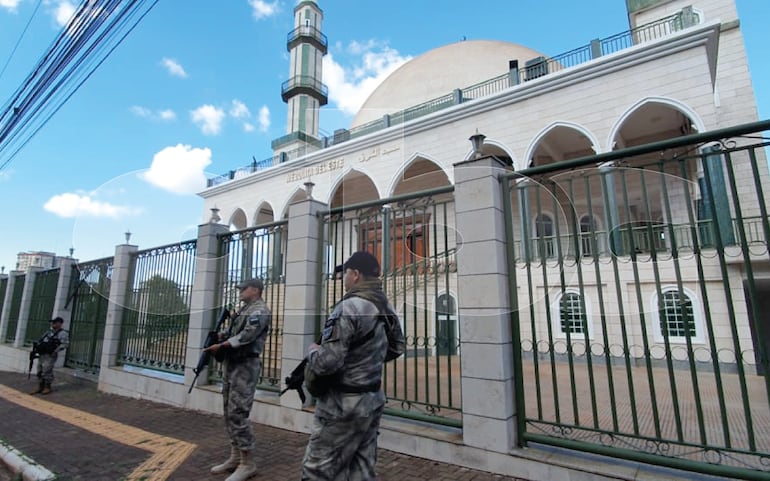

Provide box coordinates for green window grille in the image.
[560,292,586,335]
[660,290,695,338]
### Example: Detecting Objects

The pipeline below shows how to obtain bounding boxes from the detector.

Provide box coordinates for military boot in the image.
[30,381,44,395]
[41,382,52,395]
[225,449,257,481]
[210,445,239,474]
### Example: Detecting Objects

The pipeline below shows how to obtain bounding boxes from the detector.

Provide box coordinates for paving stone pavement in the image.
[0,370,526,481]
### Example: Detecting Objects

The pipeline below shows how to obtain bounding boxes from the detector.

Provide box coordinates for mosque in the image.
[199,0,765,360]
[191,0,769,477]
[2,0,769,478]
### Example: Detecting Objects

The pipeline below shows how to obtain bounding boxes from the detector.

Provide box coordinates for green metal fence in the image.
[502,120,770,479]
[4,274,25,343]
[24,268,59,345]
[66,258,113,373]
[212,221,288,391]
[118,241,196,374]
[319,186,461,426]
[0,277,7,328]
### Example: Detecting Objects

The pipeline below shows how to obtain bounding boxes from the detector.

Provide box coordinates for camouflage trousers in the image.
[36,354,57,383]
[301,392,384,481]
[221,357,261,451]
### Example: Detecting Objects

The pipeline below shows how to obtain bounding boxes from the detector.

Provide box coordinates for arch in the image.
[229,208,248,231]
[463,137,515,167]
[551,289,594,340]
[525,121,600,169]
[650,285,705,345]
[534,212,556,259]
[579,213,604,257]
[327,167,382,209]
[608,96,706,150]
[278,187,310,220]
[387,153,452,197]
[253,201,275,226]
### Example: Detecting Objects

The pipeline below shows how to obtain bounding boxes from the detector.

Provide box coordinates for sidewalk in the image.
[0,369,523,481]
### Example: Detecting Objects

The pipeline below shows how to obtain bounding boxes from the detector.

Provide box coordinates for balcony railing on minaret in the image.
[287,25,328,54]
[281,75,328,105]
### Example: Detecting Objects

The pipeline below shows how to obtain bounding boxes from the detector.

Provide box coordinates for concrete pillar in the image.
[100,243,137,374]
[453,155,517,452]
[52,258,77,324]
[600,163,622,255]
[0,272,17,341]
[281,197,327,409]
[185,222,230,390]
[14,266,42,348]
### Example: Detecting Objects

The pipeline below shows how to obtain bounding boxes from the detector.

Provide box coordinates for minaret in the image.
[272,0,328,159]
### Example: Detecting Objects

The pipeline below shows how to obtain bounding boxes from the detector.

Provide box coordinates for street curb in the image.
[0,442,55,481]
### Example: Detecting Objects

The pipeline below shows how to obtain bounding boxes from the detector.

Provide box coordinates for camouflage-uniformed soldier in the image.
[301,251,406,481]
[30,316,69,395]
[205,278,271,481]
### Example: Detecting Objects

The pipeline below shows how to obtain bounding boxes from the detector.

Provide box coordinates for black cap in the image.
[50,317,64,324]
[334,251,381,277]
[237,278,264,290]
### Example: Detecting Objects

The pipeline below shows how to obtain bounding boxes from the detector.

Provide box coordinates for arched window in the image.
[535,214,555,258]
[560,292,587,335]
[552,290,592,339]
[579,215,596,256]
[660,290,695,338]
[652,287,703,344]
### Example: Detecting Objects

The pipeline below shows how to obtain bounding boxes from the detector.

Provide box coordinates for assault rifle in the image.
[188,305,231,394]
[28,342,40,379]
[280,358,307,404]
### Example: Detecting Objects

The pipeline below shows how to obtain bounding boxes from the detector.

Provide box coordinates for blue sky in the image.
[0,0,767,272]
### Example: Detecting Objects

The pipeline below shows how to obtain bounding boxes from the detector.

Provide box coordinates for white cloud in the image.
[139,144,211,195]
[53,0,77,27]
[44,192,141,218]
[243,122,255,132]
[248,0,278,20]
[0,169,12,181]
[130,106,152,117]
[130,105,176,122]
[324,44,411,116]
[190,104,225,135]
[161,57,187,78]
[229,99,250,119]
[257,105,270,132]
[158,109,176,121]
[0,0,22,12]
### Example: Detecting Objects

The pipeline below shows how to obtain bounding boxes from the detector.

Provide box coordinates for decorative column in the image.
[52,258,77,323]
[185,221,230,390]
[281,193,326,409]
[453,154,517,452]
[600,162,623,256]
[100,242,137,372]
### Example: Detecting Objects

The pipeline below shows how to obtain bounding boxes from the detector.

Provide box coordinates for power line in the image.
[0,0,43,82]
[0,0,161,172]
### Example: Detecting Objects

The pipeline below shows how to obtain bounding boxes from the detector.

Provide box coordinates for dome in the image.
[351,40,546,128]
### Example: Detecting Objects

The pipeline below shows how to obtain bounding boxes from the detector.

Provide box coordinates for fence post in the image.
[185,221,230,391]
[100,242,137,371]
[52,258,76,323]
[50,259,77,369]
[0,271,18,341]
[453,154,517,452]
[14,266,42,348]
[281,195,327,409]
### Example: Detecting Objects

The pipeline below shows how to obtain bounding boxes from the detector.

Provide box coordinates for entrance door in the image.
[744,279,770,376]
